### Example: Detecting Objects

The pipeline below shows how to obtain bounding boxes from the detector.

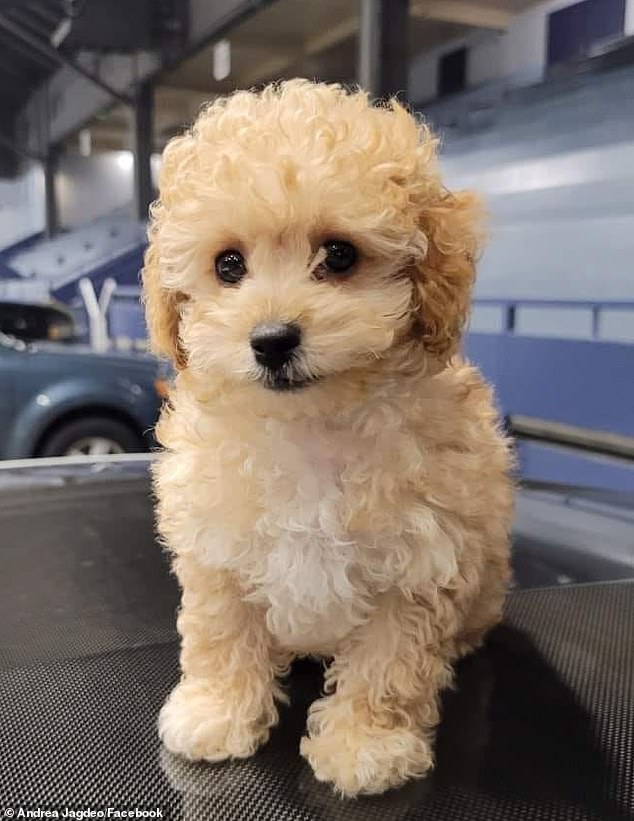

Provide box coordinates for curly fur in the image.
[143,79,513,797]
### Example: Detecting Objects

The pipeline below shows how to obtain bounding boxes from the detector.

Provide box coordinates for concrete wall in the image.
[437,65,634,311]
[0,165,44,249]
[469,32,505,86]
[57,153,135,227]
[0,152,163,249]
[410,0,634,101]
[57,152,161,227]
[501,0,576,86]
[409,33,504,101]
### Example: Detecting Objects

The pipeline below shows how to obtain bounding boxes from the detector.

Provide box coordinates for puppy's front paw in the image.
[300,699,433,796]
[159,679,274,762]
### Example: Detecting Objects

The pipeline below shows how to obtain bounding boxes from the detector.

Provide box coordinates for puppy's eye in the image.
[215,249,247,285]
[317,240,357,278]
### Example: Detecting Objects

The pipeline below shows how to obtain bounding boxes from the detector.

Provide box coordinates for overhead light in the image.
[78,129,92,157]
[51,17,72,49]
[116,152,133,171]
[213,40,231,81]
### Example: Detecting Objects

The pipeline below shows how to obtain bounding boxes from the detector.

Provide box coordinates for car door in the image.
[0,339,22,459]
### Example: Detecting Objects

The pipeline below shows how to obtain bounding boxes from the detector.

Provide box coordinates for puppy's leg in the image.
[456,555,510,657]
[300,589,458,796]
[160,557,289,761]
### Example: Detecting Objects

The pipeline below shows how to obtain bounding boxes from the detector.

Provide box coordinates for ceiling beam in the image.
[305,16,358,57]
[243,0,511,86]
[0,13,132,105]
[0,29,57,70]
[0,52,31,80]
[0,131,43,163]
[411,1,511,31]
[242,16,359,86]
[242,52,295,86]
[16,0,273,153]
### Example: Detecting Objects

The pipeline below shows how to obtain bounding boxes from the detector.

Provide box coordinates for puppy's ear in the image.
[141,132,197,370]
[412,189,483,362]
[142,226,188,370]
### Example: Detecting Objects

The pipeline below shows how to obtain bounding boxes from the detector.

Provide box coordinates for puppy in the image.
[143,79,513,797]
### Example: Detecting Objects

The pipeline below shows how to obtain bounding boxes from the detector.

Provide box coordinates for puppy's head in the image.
[143,80,482,400]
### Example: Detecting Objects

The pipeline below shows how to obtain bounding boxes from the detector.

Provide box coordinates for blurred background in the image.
[0,0,632,492]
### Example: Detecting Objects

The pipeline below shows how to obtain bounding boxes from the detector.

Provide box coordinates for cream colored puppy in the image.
[143,79,513,797]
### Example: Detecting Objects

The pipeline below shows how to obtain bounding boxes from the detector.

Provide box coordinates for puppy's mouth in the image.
[253,356,320,392]
[260,369,320,392]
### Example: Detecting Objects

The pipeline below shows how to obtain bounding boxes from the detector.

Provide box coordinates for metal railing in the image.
[473,298,634,339]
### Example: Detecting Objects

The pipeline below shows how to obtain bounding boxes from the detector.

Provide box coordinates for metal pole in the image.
[357,0,409,100]
[44,150,59,240]
[133,81,154,221]
[79,278,101,351]
[79,278,115,352]
[358,0,380,96]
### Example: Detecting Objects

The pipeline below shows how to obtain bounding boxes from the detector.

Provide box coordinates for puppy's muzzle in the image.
[250,322,301,370]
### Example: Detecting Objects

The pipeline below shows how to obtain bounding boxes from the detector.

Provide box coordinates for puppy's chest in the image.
[235,420,379,650]
[252,420,351,536]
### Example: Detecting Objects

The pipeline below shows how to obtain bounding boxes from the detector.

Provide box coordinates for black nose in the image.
[250,322,301,369]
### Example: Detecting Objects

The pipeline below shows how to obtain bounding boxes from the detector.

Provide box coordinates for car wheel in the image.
[39,416,144,458]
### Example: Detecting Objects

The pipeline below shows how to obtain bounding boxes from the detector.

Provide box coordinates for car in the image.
[0,332,167,459]
[0,299,76,343]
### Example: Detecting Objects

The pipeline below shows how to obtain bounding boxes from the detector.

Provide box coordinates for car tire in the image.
[38,416,144,458]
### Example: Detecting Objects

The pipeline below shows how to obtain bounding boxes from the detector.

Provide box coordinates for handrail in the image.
[114,285,145,299]
[510,415,634,460]
[98,291,634,342]
[473,298,634,309]
[472,298,634,338]
[103,293,634,309]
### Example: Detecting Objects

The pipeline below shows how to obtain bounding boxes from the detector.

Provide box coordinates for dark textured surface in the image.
[0,476,178,670]
[0,471,633,820]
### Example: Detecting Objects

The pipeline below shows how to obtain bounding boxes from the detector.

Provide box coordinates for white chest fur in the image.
[240,418,374,652]
[185,412,458,653]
